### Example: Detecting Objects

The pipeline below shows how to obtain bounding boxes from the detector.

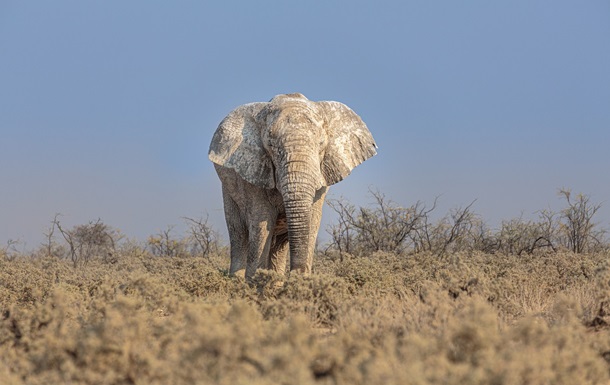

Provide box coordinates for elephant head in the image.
[209,93,376,273]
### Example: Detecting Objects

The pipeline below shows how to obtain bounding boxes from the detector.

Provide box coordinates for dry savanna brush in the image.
[2,190,610,384]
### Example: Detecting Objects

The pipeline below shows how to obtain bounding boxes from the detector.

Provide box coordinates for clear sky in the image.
[1,1,609,249]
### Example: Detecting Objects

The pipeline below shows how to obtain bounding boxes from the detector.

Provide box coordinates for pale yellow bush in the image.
[2,248,610,384]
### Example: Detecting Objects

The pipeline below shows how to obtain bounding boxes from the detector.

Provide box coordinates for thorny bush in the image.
[325,188,607,257]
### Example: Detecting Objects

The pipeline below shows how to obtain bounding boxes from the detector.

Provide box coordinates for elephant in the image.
[209,93,377,280]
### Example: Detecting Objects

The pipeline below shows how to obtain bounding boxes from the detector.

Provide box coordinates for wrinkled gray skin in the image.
[209,93,377,280]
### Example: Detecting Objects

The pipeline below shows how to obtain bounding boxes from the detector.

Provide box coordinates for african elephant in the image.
[209,93,377,280]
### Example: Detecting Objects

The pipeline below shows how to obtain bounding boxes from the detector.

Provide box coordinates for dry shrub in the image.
[2,247,610,384]
[257,272,351,327]
[325,188,607,258]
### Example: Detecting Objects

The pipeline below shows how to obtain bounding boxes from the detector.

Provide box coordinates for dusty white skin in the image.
[209,93,377,280]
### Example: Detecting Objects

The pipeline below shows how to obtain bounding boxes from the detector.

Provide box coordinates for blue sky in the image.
[1,1,609,248]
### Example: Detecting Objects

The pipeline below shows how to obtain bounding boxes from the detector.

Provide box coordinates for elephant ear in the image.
[208,102,275,189]
[318,101,377,185]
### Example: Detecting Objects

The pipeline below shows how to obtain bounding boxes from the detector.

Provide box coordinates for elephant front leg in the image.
[246,220,274,282]
[306,187,327,273]
[222,189,248,278]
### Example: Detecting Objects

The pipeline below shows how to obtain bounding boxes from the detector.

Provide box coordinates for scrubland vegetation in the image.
[2,189,610,384]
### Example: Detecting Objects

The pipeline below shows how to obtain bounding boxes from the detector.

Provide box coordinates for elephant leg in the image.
[245,217,274,281]
[222,188,248,277]
[269,232,289,273]
[305,187,327,273]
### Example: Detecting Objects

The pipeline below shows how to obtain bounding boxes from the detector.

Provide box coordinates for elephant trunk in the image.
[279,158,319,274]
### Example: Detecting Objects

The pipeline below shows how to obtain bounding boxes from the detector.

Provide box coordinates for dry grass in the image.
[2,248,610,384]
